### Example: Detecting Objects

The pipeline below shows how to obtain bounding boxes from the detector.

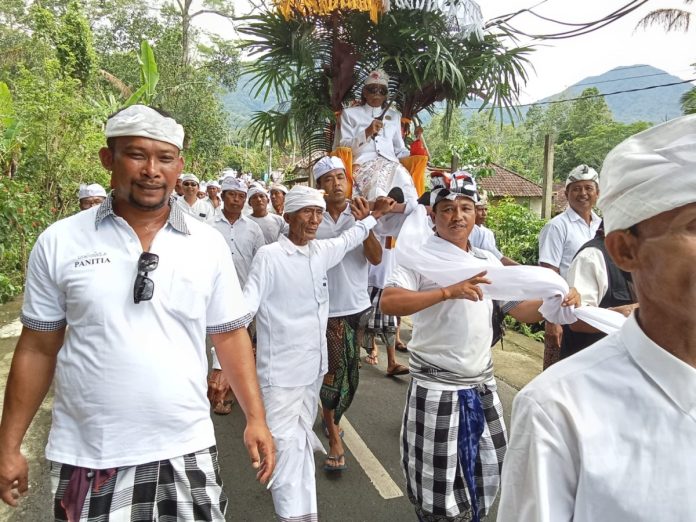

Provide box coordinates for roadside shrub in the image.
[487,197,546,265]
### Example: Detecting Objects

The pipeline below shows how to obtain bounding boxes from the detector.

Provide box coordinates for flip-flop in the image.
[364,353,379,365]
[323,454,347,472]
[395,342,408,353]
[386,364,409,377]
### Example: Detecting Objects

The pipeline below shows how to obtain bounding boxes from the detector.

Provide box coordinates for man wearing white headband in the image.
[206,180,222,210]
[312,156,386,472]
[208,177,266,415]
[382,182,579,522]
[269,183,288,215]
[499,115,696,521]
[176,172,215,224]
[338,69,418,230]
[243,184,394,522]
[78,183,107,211]
[0,104,275,518]
[538,164,602,368]
[247,184,288,244]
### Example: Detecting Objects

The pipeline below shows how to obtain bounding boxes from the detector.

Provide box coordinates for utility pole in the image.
[542,134,555,219]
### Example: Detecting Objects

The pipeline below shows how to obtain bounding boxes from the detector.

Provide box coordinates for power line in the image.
[573,69,693,88]
[462,78,696,110]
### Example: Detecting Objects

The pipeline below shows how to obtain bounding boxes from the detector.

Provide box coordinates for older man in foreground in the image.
[497,115,696,521]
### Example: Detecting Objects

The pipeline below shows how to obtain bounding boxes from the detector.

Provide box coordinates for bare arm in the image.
[509,288,581,324]
[0,326,65,506]
[381,271,491,316]
[211,327,275,484]
[362,231,382,265]
[539,262,560,274]
[501,256,519,266]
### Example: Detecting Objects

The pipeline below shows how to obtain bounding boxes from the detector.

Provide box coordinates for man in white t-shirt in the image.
[469,192,517,266]
[538,164,602,368]
[382,181,577,522]
[243,185,393,522]
[247,185,288,243]
[314,157,384,472]
[176,172,215,224]
[0,105,275,518]
[497,113,696,522]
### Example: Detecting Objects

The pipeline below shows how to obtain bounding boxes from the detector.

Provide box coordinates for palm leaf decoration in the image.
[238,1,533,162]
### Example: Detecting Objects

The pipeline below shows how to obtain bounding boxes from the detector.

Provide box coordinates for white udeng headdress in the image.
[247,184,268,202]
[284,185,326,214]
[221,177,248,194]
[105,105,184,149]
[598,114,696,234]
[78,183,107,199]
[313,156,346,180]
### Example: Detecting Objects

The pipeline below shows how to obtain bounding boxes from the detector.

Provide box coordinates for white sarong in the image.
[262,378,325,522]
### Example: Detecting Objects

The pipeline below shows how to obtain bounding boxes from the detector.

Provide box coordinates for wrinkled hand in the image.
[244,420,276,485]
[562,287,581,307]
[207,369,231,406]
[371,196,396,219]
[0,450,28,507]
[443,271,491,301]
[545,322,563,349]
[366,119,383,139]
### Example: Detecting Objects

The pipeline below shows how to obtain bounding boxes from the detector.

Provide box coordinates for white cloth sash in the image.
[395,206,625,332]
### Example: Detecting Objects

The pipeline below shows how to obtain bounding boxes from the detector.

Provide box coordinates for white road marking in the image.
[341,416,403,500]
[0,319,22,339]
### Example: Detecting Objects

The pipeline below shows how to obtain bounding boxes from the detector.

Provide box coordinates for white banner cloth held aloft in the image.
[394,206,626,331]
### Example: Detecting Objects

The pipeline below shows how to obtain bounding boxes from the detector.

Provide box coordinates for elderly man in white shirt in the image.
[176,172,215,223]
[247,184,288,243]
[243,184,393,522]
[538,164,602,368]
[269,183,288,215]
[498,114,696,522]
[78,183,107,211]
[0,105,274,518]
[313,157,384,472]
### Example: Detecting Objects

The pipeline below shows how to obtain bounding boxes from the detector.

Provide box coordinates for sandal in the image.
[323,454,347,472]
[213,399,234,415]
[395,341,408,353]
[364,353,379,365]
[386,364,409,377]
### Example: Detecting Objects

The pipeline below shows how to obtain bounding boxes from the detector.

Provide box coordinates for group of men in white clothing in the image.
[2,101,695,522]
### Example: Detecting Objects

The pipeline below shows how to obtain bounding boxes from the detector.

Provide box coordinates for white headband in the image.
[247,185,268,202]
[566,164,599,188]
[181,173,199,184]
[599,114,696,233]
[78,183,107,199]
[105,105,184,149]
[365,69,389,87]
[284,185,326,214]
[270,183,289,194]
[221,177,247,194]
[313,156,346,180]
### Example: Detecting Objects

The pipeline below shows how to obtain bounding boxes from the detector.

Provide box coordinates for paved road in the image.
[0,311,520,521]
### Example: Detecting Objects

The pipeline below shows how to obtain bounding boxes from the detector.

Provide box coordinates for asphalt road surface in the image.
[0,312,518,522]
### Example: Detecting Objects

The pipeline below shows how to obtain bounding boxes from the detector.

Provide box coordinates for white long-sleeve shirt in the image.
[497,313,696,522]
[244,216,377,388]
[339,104,410,165]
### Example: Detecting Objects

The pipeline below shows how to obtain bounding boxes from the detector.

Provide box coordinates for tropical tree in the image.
[239,1,533,159]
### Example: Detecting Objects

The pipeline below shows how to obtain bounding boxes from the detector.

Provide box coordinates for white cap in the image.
[199,182,208,192]
[565,164,599,188]
[221,177,247,194]
[475,190,488,207]
[78,183,107,199]
[181,173,199,184]
[313,156,345,180]
[247,184,268,202]
[284,185,326,214]
[207,180,220,190]
[365,69,389,87]
[599,114,696,234]
[105,105,184,149]
[270,183,289,194]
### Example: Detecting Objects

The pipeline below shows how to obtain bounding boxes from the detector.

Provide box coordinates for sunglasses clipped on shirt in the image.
[365,85,388,96]
[134,252,159,304]
[182,181,198,187]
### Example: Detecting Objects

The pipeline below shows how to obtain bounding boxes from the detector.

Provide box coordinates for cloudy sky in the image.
[196,0,695,103]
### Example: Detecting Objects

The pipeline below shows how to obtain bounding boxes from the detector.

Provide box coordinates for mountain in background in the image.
[222,65,694,128]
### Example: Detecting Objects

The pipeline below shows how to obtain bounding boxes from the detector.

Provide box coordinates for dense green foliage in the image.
[487,197,546,266]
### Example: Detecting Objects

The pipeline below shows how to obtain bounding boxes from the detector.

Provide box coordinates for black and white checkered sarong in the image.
[367,286,398,333]
[51,446,227,521]
[401,381,507,521]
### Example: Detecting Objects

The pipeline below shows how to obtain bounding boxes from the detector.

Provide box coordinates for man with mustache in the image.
[0,105,274,519]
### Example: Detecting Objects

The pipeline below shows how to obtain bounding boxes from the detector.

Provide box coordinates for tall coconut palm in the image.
[238,5,533,160]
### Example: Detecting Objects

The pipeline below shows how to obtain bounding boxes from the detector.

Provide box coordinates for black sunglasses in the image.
[182,181,198,187]
[365,85,388,95]
[134,252,159,304]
